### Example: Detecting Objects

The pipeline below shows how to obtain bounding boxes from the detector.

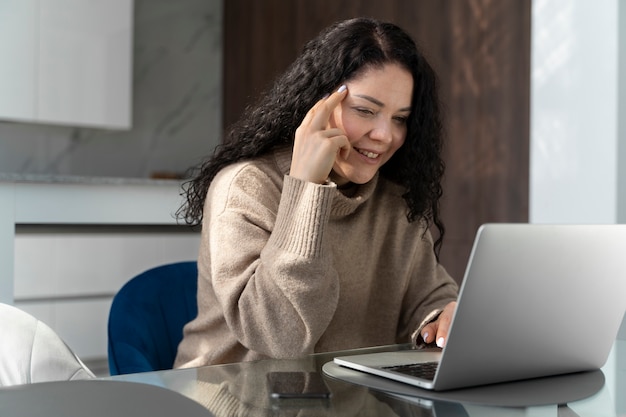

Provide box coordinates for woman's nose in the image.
[369,119,393,143]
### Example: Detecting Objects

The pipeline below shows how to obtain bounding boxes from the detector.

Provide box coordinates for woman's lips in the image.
[355,148,380,159]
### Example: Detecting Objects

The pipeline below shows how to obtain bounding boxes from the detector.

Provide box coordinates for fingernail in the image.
[422,332,429,342]
[337,85,347,93]
[436,337,445,348]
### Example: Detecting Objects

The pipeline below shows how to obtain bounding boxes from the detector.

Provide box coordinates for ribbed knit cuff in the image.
[270,175,335,258]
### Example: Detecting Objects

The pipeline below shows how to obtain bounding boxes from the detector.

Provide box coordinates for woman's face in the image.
[329,63,414,187]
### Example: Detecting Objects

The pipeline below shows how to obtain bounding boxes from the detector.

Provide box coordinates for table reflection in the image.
[105,340,626,417]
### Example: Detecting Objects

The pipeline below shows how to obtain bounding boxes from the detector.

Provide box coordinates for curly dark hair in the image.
[178,17,446,257]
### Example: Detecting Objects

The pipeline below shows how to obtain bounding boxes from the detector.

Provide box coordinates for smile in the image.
[356,148,380,159]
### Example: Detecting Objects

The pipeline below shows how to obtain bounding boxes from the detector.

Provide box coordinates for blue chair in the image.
[107,261,198,375]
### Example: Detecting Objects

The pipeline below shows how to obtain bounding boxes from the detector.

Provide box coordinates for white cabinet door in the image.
[38,0,133,129]
[0,0,38,121]
[0,0,133,130]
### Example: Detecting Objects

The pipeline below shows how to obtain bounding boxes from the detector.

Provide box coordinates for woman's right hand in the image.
[290,86,351,184]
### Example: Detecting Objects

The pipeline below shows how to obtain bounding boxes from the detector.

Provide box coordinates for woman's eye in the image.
[393,116,408,124]
[355,107,374,116]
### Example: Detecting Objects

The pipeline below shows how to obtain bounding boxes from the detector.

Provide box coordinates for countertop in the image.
[0,173,183,186]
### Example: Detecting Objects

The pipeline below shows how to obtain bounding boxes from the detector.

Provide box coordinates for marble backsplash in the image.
[0,0,222,180]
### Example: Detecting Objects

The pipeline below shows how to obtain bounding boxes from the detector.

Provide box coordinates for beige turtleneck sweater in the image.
[174,147,458,368]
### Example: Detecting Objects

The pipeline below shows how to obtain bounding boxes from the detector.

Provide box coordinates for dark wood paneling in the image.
[435,1,531,281]
[222,1,298,127]
[223,1,530,283]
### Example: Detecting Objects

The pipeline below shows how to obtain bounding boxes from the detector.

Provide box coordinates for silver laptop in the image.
[333,223,626,391]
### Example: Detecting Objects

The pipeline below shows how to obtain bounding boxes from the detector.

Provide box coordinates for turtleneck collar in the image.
[273,146,379,218]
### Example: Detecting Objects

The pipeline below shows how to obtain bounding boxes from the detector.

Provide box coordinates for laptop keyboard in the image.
[382,361,439,380]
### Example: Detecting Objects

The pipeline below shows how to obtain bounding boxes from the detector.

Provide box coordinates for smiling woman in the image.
[174,17,459,368]
[322,64,413,187]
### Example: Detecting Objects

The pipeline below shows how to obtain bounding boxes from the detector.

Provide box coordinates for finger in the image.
[332,134,351,160]
[421,322,437,344]
[434,302,457,348]
[299,98,323,130]
[317,125,350,160]
[338,140,351,160]
[434,321,450,348]
[310,85,348,130]
[421,322,447,347]
[316,129,349,157]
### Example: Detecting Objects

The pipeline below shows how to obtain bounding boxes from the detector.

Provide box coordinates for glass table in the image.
[104,339,626,416]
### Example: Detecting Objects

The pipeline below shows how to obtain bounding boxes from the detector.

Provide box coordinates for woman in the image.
[175,17,458,368]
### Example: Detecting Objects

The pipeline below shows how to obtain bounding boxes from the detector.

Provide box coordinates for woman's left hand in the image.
[421,301,457,348]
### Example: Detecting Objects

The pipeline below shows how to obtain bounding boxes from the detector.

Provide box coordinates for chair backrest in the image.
[107,261,198,375]
[0,303,95,386]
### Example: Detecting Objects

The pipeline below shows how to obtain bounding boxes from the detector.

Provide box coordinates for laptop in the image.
[333,223,626,391]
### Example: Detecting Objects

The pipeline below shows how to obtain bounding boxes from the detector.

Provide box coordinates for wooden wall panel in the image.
[223,0,530,283]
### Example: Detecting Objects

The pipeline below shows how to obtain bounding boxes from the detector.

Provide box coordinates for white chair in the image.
[0,303,95,386]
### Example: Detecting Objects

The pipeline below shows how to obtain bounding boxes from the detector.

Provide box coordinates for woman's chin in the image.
[331,166,378,186]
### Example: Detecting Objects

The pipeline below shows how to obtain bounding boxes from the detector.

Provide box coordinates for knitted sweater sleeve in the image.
[398,229,459,343]
[208,168,340,358]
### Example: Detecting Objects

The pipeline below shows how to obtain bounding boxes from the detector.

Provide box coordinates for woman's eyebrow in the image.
[353,94,411,112]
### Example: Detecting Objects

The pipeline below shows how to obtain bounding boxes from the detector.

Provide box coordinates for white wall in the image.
[530,0,622,223]
[0,0,222,179]
[531,0,626,334]
[531,1,625,413]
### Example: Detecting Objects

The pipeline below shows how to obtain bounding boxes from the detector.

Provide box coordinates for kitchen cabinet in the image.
[0,177,201,360]
[0,0,133,129]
